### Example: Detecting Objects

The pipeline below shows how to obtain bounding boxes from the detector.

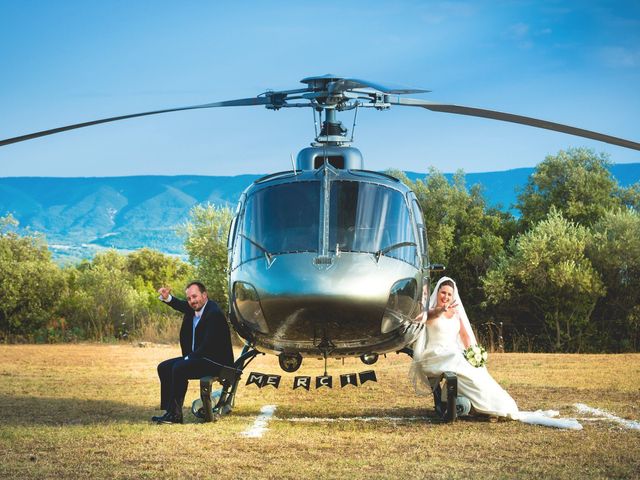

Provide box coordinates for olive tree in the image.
[125,247,194,309]
[404,169,514,318]
[60,250,146,340]
[0,215,63,338]
[482,209,604,351]
[516,148,631,228]
[181,203,234,307]
[586,208,640,351]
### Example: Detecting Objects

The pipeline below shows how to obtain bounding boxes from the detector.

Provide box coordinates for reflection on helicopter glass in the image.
[241,181,320,260]
[329,180,417,265]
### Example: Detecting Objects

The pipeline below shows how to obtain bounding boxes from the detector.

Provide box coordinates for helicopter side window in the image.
[227,215,238,268]
[240,181,320,261]
[329,181,418,266]
[411,198,428,256]
[227,214,239,250]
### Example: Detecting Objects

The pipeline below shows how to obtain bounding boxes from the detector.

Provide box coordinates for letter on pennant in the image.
[293,376,311,390]
[340,373,358,388]
[316,375,333,389]
[265,374,281,388]
[246,372,266,388]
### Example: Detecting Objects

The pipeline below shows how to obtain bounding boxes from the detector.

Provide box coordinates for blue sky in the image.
[0,0,638,177]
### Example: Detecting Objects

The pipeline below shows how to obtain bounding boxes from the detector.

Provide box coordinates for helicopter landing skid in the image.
[191,346,263,422]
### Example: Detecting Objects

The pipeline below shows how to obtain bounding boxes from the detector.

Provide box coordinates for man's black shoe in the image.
[151,411,169,422]
[156,412,183,424]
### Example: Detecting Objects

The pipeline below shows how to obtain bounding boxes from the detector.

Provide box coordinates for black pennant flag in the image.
[293,376,311,390]
[316,375,333,389]
[359,370,377,384]
[246,372,266,388]
[340,373,358,388]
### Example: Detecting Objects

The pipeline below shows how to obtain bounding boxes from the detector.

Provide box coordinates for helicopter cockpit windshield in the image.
[239,177,417,266]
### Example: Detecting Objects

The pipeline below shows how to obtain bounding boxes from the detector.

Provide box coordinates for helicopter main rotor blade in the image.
[0,96,276,147]
[329,78,429,95]
[388,96,640,151]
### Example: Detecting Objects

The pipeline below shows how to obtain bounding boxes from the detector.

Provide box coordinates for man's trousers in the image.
[157,356,221,413]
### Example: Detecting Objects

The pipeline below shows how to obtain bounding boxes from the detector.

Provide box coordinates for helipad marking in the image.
[276,415,429,423]
[574,403,640,430]
[240,405,277,438]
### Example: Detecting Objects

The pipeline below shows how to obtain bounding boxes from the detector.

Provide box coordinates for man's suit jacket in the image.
[167,296,234,368]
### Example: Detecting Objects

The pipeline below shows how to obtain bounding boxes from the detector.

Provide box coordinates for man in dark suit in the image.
[152,281,234,424]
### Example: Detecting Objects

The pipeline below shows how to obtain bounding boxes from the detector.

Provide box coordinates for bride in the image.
[410,276,582,429]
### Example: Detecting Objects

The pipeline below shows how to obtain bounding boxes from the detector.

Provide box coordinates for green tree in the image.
[126,248,193,289]
[403,169,514,319]
[617,181,640,211]
[516,148,630,228]
[408,168,464,264]
[0,215,63,338]
[60,250,146,340]
[58,248,194,342]
[125,247,194,310]
[482,209,604,351]
[181,203,233,307]
[586,208,640,351]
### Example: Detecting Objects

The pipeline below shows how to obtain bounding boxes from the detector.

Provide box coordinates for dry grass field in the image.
[0,344,638,479]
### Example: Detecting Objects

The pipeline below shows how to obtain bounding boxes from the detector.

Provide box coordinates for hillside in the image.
[2,164,639,262]
[0,175,260,261]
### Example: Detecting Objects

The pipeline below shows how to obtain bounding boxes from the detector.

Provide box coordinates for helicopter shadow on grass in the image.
[0,394,155,427]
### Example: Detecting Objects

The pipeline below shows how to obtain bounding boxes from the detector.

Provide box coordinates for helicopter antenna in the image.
[312,108,319,138]
[290,153,297,175]
[350,103,359,143]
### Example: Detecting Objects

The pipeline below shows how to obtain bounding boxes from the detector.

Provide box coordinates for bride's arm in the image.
[458,316,472,349]
[426,306,444,320]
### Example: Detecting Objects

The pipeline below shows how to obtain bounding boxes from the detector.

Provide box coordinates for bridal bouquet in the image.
[464,345,488,368]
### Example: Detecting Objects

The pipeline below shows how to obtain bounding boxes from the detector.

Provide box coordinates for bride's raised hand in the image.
[443,301,458,316]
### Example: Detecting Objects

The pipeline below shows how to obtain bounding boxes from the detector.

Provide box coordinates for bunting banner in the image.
[246,371,377,389]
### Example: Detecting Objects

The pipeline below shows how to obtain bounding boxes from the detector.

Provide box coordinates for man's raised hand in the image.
[158,287,171,301]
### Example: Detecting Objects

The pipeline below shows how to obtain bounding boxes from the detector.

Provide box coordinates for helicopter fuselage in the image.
[227,149,429,359]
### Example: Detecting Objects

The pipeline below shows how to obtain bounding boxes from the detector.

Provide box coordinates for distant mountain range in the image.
[2,164,639,263]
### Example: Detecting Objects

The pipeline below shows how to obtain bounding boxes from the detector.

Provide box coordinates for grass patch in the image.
[1,345,638,479]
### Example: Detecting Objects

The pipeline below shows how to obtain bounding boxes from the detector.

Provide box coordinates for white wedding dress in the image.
[410,276,583,430]
[421,313,519,417]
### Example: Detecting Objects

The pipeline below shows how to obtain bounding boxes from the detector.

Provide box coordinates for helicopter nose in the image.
[231,252,420,346]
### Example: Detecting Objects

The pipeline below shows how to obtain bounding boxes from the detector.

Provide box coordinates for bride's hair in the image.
[438,279,455,290]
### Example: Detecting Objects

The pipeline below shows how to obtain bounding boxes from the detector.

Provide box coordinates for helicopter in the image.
[2,74,639,418]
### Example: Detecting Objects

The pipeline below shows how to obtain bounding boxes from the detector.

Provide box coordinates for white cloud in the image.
[597,46,640,68]
[419,1,477,25]
[504,22,534,49]
[507,22,530,39]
